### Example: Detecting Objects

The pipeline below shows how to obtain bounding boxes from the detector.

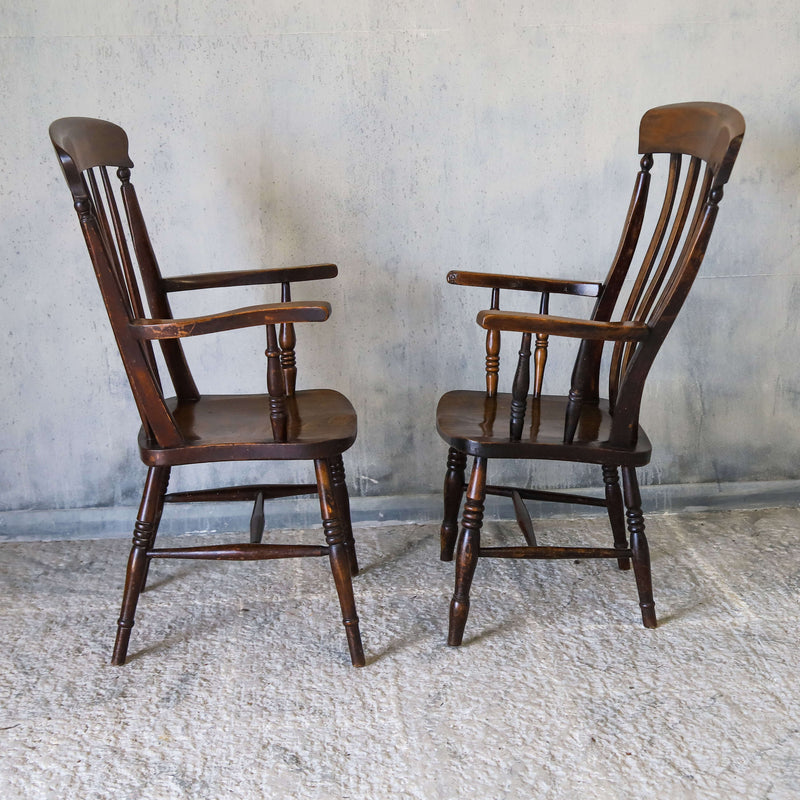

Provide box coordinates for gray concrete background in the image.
[1,2,798,535]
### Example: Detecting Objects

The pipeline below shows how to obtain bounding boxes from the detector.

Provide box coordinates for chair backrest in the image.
[50,117,198,448]
[570,102,745,448]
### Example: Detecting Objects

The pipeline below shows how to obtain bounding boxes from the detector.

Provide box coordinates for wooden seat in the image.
[50,116,365,666]
[436,102,745,646]
[148,391,357,465]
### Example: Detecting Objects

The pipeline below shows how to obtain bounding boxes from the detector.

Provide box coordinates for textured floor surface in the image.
[1,507,799,799]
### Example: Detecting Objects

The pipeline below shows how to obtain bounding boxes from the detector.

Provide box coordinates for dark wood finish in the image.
[437,102,745,644]
[485,288,501,397]
[448,456,487,646]
[249,491,265,544]
[477,311,650,341]
[164,484,318,503]
[480,546,628,559]
[129,301,330,340]
[602,464,630,571]
[438,393,652,465]
[485,483,606,508]
[50,116,365,667]
[447,270,602,297]
[532,292,550,398]
[148,543,329,560]
[440,447,467,561]
[510,333,532,440]
[330,454,359,576]
[162,263,338,292]
[511,491,536,547]
[279,281,298,397]
[315,458,365,666]
[112,465,170,665]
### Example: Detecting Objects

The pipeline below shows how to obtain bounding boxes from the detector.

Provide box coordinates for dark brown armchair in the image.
[50,117,365,666]
[436,102,745,646]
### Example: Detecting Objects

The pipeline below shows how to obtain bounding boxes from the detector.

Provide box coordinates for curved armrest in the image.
[162,263,338,293]
[447,270,601,297]
[477,310,649,342]
[129,301,331,340]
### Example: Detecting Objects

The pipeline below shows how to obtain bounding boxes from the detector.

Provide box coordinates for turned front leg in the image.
[315,458,365,666]
[622,467,656,628]
[602,464,630,571]
[330,454,359,576]
[440,447,467,561]
[448,456,487,646]
[112,466,170,666]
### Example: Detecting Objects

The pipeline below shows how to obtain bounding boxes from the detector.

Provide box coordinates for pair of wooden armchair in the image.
[49,102,745,666]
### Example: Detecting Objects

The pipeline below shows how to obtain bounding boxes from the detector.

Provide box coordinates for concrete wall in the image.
[1,1,798,537]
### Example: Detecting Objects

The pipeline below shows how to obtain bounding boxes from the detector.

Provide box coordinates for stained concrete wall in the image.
[1,2,798,536]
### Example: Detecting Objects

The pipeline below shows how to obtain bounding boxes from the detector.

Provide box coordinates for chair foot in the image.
[329,543,365,666]
[630,527,657,628]
[440,523,458,562]
[640,602,658,629]
[111,624,133,666]
[344,620,366,667]
[448,598,470,646]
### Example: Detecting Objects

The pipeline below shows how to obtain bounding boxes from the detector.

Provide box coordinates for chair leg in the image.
[440,447,467,561]
[112,466,170,666]
[621,467,657,629]
[602,464,630,571]
[448,456,487,646]
[315,458,365,667]
[330,454,358,577]
[139,467,171,593]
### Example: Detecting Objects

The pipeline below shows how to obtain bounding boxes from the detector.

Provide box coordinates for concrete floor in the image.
[1,507,798,799]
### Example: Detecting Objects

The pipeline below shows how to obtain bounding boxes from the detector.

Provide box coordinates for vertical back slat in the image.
[609,154,709,408]
[94,167,162,393]
[644,165,713,331]
[121,181,200,400]
[609,153,682,407]
[100,166,146,319]
[86,168,132,317]
[621,154,683,323]
[636,157,704,326]
[569,164,651,406]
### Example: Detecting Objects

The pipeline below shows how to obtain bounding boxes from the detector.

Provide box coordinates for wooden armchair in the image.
[436,102,745,646]
[49,117,365,666]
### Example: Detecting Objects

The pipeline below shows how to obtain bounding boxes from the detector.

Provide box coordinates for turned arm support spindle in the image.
[279,281,297,396]
[533,292,550,398]
[266,324,288,442]
[510,332,532,441]
[485,288,500,397]
[510,291,549,440]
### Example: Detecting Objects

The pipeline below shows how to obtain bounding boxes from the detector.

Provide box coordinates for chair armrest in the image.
[447,270,602,297]
[162,263,338,293]
[477,310,649,342]
[129,301,331,340]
